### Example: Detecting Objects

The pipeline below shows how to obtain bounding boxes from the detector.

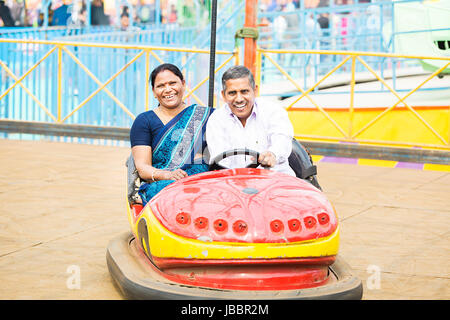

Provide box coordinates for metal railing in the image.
[0,39,237,130]
[256,47,450,150]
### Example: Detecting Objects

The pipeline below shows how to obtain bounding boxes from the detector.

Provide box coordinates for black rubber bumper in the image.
[106,232,363,300]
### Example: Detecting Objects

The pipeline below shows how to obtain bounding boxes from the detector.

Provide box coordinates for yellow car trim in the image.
[135,206,339,260]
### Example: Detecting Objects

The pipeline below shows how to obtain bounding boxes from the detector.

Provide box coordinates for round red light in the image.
[213,219,228,233]
[270,219,284,233]
[176,212,190,225]
[318,213,330,225]
[194,217,209,230]
[304,216,317,228]
[288,219,301,232]
[232,220,248,235]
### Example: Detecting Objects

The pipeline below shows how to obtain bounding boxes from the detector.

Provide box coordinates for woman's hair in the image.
[150,63,184,88]
[221,65,255,90]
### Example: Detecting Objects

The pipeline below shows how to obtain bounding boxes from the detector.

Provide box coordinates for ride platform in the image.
[0,138,448,299]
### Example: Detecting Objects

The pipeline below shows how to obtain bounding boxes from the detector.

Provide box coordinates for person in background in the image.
[91,0,109,25]
[10,0,25,26]
[0,0,15,27]
[53,0,72,26]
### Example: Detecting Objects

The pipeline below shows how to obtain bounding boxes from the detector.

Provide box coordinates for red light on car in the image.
[304,216,317,228]
[213,219,228,233]
[318,213,330,225]
[176,212,191,225]
[270,219,284,233]
[288,219,301,232]
[194,217,209,230]
[232,220,248,235]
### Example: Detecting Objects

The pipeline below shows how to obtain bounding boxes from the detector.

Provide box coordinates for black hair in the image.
[221,65,255,91]
[150,63,184,89]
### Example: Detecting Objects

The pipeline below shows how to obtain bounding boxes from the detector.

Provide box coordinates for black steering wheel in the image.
[209,148,261,171]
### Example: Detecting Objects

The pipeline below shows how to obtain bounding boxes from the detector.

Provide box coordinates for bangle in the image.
[151,169,160,182]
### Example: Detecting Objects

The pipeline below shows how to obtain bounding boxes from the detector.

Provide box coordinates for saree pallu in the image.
[138,105,213,205]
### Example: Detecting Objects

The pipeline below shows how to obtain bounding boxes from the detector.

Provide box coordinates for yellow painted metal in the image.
[255,47,262,95]
[0,39,233,55]
[183,53,236,104]
[57,46,62,122]
[263,52,349,137]
[0,39,236,124]
[290,107,449,150]
[352,57,449,144]
[258,48,450,62]
[349,56,356,139]
[62,50,144,123]
[1,38,448,150]
[136,206,339,260]
[61,46,136,120]
[0,60,57,122]
[0,46,57,102]
[258,48,450,149]
[145,50,150,112]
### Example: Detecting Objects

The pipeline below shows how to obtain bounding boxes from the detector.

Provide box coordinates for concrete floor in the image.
[0,139,448,300]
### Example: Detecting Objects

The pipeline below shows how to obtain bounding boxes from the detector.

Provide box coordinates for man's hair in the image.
[150,63,184,88]
[221,65,255,91]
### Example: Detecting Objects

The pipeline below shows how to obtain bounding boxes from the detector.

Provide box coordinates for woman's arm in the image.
[132,145,187,181]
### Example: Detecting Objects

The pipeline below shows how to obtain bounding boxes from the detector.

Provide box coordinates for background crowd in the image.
[0,0,375,29]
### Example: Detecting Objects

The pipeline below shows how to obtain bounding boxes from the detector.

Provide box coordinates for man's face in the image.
[222,77,257,125]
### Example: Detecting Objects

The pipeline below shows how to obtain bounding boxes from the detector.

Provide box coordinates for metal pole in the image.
[244,0,257,76]
[208,0,218,108]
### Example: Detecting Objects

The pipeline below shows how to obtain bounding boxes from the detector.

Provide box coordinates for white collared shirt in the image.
[206,98,295,176]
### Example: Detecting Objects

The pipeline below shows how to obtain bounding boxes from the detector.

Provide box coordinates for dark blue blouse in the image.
[130,110,164,148]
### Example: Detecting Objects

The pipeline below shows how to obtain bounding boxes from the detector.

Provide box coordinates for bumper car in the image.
[106,140,363,300]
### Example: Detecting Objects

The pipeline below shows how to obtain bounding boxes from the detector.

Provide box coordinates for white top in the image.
[206,98,295,176]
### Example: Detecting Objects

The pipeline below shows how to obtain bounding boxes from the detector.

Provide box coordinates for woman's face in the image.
[153,70,185,110]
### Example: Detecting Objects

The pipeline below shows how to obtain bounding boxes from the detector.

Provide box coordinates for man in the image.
[206,65,295,176]
[53,0,71,26]
[0,0,15,27]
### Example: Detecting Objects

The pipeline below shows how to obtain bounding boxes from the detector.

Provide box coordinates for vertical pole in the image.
[349,55,356,139]
[208,0,218,108]
[145,50,150,111]
[255,48,262,96]
[57,46,62,123]
[244,0,258,76]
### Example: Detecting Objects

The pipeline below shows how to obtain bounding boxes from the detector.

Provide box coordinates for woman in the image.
[130,63,213,205]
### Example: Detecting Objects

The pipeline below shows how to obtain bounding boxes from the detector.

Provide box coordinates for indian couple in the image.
[130,63,299,205]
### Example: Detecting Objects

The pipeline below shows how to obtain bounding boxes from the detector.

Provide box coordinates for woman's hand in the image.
[160,168,188,181]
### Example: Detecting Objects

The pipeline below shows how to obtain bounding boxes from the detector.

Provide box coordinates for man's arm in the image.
[205,111,229,164]
[265,105,294,165]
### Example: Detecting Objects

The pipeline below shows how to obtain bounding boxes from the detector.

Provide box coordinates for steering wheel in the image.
[209,148,261,171]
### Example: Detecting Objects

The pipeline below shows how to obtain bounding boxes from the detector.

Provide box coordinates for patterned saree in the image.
[138,104,213,205]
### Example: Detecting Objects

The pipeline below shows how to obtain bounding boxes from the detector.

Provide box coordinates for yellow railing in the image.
[256,48,450,150]
[1,39,449,151]
[0,39,238,123]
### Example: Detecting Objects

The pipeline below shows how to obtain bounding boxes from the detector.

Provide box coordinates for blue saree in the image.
[138,104,213,204]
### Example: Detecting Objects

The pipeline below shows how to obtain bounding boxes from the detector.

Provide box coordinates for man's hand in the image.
[258,151,276,168]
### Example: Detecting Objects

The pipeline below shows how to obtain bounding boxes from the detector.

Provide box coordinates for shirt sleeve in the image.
[265,105,293,164]
[205,110,229,165]
[130,113,152,147]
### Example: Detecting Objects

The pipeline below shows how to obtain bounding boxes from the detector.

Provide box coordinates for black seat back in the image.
[288,139,322,190]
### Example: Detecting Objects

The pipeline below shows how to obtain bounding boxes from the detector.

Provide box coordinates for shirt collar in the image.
[225,100,259,120]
